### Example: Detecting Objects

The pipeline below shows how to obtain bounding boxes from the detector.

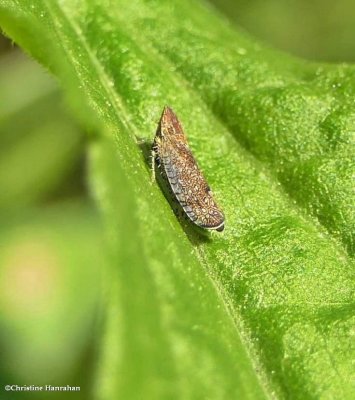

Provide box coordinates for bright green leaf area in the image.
[1,1,354,399]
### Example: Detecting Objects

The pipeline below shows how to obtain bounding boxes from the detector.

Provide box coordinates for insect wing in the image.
[156,109,224,231]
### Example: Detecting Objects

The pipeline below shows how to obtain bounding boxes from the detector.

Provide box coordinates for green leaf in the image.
[104,0,355,255]
[90,138,267,399]
[0,1,353,399]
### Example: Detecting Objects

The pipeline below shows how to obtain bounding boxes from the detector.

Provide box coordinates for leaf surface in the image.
[0,1,354,399]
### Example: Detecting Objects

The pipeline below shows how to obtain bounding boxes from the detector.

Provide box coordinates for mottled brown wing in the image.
[154,106,224,231]
[159,135,224,231]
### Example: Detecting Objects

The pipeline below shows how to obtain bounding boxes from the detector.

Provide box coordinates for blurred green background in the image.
[0,0,354,398]
[212,0,355,62]
[0,33,105,400]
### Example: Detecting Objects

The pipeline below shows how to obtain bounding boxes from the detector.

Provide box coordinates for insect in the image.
[152,106,225,232]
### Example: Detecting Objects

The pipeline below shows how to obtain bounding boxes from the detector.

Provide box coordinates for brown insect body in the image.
[153,106,225,232]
